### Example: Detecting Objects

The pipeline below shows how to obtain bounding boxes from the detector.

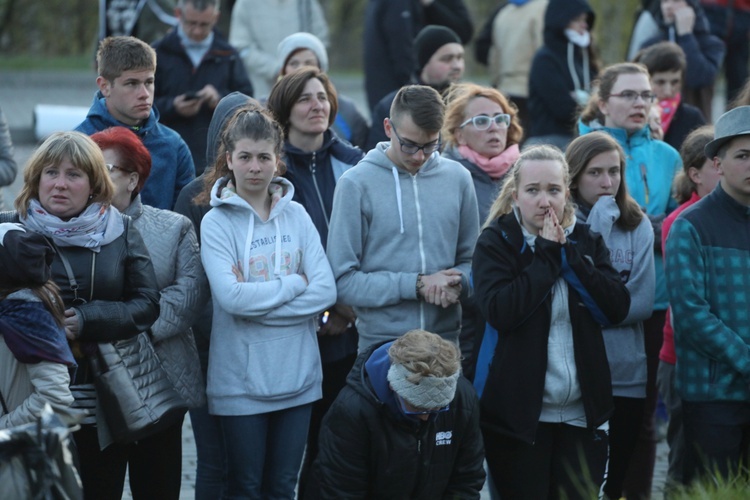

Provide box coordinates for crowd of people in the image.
[2,0,750,499]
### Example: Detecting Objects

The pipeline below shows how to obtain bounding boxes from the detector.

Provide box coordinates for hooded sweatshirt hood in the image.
[543,0,595,48]
[205,92,259,169]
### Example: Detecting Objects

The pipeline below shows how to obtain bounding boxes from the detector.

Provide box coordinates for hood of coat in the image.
[204,92,258,170]
[543,0,595,47]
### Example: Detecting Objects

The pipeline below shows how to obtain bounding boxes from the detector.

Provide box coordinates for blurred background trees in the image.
[0,0,641,70]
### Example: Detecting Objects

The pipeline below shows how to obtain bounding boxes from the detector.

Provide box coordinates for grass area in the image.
[0,55,92,71]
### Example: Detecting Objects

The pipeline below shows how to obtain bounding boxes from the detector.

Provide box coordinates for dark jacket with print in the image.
[472,213,630,443]
[312,341,485,499]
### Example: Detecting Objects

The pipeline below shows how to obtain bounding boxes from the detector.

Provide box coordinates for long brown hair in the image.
[483,145,575,230]
[566,132,644,231]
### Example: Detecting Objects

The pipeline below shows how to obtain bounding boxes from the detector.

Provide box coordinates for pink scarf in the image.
[458,144,520,180]
[659,94,681,134]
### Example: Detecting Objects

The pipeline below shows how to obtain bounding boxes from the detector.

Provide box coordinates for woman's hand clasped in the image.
[540,209,566,244]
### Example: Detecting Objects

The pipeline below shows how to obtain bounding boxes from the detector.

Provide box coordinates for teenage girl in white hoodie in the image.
[198,105,336,499]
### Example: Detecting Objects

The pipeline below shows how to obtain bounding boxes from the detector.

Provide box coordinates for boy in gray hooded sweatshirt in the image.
[327,85,479,350]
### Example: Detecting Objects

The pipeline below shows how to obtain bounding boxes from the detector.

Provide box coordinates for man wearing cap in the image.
[310,329,485,498]
[365,25,465,150]
[664,105,750,485]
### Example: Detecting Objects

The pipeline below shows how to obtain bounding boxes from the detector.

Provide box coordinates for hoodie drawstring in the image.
[392,167,405,234]
[567,42,590,92]
[243,215,255,282]
[274,218,282,276]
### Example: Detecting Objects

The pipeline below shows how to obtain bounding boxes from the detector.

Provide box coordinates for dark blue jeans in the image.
[219,403,313,500]
[682,400,750,485]
[189,404,226,500]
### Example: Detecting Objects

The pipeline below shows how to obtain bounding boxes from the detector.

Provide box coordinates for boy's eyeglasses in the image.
[391,125,441,155]
[460,113,511,130]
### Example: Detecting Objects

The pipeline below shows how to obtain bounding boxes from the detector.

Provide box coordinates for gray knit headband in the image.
[387,363,459,409]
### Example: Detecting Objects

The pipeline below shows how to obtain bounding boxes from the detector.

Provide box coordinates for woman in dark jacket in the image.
[3,131,160,499]
[266,66,364,494]
[526,0,599,150]
[472,145,630,499]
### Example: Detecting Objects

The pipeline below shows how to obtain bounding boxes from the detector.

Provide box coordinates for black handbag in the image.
[90,333,188,444]
[51,234,187,444]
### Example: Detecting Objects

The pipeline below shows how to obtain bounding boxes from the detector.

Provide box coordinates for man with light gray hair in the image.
[310,329,485,498]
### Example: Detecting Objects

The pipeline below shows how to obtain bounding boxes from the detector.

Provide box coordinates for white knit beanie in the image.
[276,32,329,76]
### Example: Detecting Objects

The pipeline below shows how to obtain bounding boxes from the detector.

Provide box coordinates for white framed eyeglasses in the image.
[460,114,511,130]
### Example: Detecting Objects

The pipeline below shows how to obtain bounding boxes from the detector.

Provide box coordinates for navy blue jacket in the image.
[313,341,485,499]
[283,130,363,363]
[76,93,195,210]
[152,28,254,175]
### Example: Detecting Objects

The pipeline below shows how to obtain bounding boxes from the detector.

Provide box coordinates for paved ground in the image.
[1,69,670,499]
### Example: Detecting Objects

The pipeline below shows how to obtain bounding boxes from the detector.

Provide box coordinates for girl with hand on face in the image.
[198,104,336,500]
[472,145,630,499]
[566,132,656,500]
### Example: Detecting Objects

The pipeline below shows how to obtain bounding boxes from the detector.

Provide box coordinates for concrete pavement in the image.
[1,69,669,499]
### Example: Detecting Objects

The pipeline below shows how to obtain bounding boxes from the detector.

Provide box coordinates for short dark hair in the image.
[97,36,156,82]
[633,41,686,76]
[266,67,338,137]
[390,85,445,133]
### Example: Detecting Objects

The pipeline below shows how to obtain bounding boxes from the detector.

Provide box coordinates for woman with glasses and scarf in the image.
[578,61,682,497]
[0,131,160,499]
[441,83,523,373]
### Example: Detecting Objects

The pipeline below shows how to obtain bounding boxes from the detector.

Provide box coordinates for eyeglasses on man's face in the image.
[607,91,656,103]
[391,124,441,155]
[460,113,511,131]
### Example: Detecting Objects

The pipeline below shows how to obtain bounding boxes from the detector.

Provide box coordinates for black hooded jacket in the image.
[527,0,598,139]
[311,342,486,499]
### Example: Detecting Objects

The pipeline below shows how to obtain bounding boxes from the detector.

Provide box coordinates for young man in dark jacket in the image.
[152,0,253,174]
[310,329,485,499]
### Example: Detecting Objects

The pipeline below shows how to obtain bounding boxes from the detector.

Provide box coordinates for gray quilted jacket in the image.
[125,196,207,408]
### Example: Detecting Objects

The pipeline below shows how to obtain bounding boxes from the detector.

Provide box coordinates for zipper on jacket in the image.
[310,152,330,228]
[89,251,96,302]
[412,176,426,329]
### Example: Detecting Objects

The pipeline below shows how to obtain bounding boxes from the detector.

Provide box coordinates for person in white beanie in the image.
[275,32,369,149]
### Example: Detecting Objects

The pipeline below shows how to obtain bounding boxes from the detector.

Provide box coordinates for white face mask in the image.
[565,29,591,48]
